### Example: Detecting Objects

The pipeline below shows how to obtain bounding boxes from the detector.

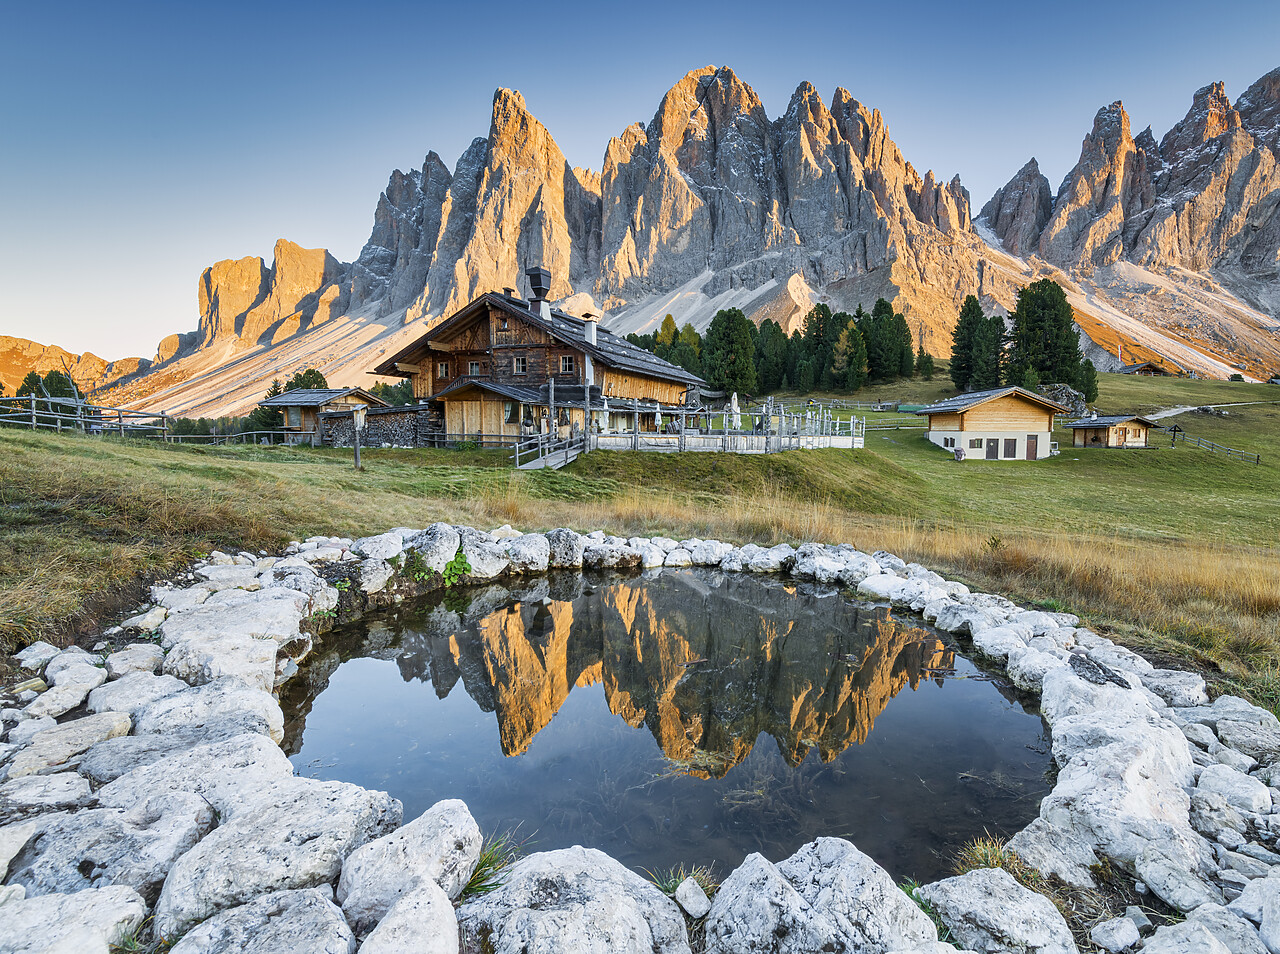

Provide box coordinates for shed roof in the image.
[372,292,705,388]
[258,387,389,408]
[1065,415,1160,428]
[915,386,1069,416]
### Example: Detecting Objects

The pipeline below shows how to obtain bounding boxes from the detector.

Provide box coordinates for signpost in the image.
[352,406,367,470]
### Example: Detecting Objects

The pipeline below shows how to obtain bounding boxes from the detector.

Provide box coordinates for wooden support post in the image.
[548,378,555,440]
[632,400,639,451]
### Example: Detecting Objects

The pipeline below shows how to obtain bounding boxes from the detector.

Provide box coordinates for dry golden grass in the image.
[3,417,1278,714]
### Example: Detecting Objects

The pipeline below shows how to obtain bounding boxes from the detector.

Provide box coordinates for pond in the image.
[281,569,1051,883]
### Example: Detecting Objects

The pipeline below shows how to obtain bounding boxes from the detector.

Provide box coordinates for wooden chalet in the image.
[1065,414,1159,448]
[1119,360,1174,377]
[258,387,388,443]
[371,267,705,444]
[915,387,1069,461]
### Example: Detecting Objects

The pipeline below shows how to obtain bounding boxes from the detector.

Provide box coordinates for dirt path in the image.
[1148,400,1280,420]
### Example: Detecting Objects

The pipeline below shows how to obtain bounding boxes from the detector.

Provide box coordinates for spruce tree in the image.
[1079,358,1099,403]
[832,321,868,391]
[950,295,985,389]
[1006,279,1083,387]
[917,347,935,380]
[702,308,758,394]
[893,313,914,377]
[862,299,899,380]
[283,368,327,391]
[970,313,1005,390]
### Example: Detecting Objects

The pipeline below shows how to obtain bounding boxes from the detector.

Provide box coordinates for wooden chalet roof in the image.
[1065,414,1160,428]
[258,387,389,408]
[372,292,705,388]
[1119,361,1173,374]
[915,386,1070,416]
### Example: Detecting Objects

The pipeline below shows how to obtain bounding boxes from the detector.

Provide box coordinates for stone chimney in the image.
[525,266,552,319]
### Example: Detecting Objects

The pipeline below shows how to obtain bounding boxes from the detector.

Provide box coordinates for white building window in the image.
[560,355,575,374]
[513,356,527,375]
[969,438,983,449]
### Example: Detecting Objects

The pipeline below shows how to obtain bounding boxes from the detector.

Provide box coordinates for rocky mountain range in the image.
[63,65,1280,415]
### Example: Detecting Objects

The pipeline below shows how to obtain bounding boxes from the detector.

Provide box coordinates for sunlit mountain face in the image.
[283,569,1051,881]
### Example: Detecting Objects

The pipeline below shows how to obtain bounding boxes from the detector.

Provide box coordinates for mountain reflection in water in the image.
[283,569,1050,881]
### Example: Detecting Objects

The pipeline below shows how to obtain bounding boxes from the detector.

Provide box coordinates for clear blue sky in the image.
[2,0,1277,360]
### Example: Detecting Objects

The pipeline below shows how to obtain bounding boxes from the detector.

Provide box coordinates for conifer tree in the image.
[832,320,868,391]
[1079,358,1099,403]
[916,347,935,381]
[702,308,758,394]
[950,295,985,389]
[1006,279,1082,387]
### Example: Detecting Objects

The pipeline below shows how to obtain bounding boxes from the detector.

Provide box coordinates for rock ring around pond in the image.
[1,524,1277,953]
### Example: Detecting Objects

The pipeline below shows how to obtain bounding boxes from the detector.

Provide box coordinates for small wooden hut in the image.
[258,387,388,443]
[1065,414,1159,448]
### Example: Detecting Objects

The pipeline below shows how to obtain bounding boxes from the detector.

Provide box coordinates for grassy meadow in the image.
[2,371,1278,709]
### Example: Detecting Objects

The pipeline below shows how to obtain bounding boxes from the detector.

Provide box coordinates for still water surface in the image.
[283,569,1050,882]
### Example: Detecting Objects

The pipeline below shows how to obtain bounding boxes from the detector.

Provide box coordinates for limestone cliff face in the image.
[196,240,348,351]
[339,66,985,346]
[983,69,1280,284]
[979,158,1052,258]
[0,336,150,396]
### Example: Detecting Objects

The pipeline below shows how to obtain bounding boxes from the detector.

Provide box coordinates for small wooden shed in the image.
[915,387,1068,461]
[1065,414,1159,448]
[258,387,388,443]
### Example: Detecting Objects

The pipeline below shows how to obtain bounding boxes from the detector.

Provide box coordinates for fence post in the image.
[30,394,36,430]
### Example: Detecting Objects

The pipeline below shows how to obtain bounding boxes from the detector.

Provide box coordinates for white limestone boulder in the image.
[105,644,165,678]
[747,543,795,573]
[1198,763,1273,814]
[337,798,481,934]
[153,778,402,939]
[13,641,60,670]
[503,534,551,574]
[359,558,394,594]
[5,711,130,779]
[403,523,463,573]
[690,540,732,566]
[5,791,214,904]
[674,877,711,918]
[352,531,405,562]
[664,548,693,567]
[0,774,91,824]
[776,838,938,951]
[0,885,146,954]
[582,544,643,570]
[970,626,1029,663]
[359,880,458,954]
[546,528,587,567]
[918,867,1076,954]
[457,845,689,954]
[95,733,295,817]
[132,677,285,744]
[167,888,356,954]
[1141,669,1210,708]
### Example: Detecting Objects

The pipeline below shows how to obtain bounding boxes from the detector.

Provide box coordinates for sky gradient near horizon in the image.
[2,0,1278,360]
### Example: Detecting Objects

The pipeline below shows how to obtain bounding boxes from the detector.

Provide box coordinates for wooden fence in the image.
[1166,427,1261,464]
[0,395,168,437]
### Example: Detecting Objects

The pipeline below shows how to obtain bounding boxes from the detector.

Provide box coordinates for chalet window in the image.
[287,407,301,428]
[1003,438,1017,458]
[437,362,449,380]
[560,355,575,374]
[468,361,481,376]
[969,438,983,449]
[513,356,527,375]
[942,436,955,448]
[504,401,519,424]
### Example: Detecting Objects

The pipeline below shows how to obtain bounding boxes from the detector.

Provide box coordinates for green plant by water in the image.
[443,550,471,587]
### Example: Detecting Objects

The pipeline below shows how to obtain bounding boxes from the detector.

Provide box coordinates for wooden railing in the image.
[0,395,168,437]
[1166,427,1261,464]
[166,430,295,445]
[511,433,587,468]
